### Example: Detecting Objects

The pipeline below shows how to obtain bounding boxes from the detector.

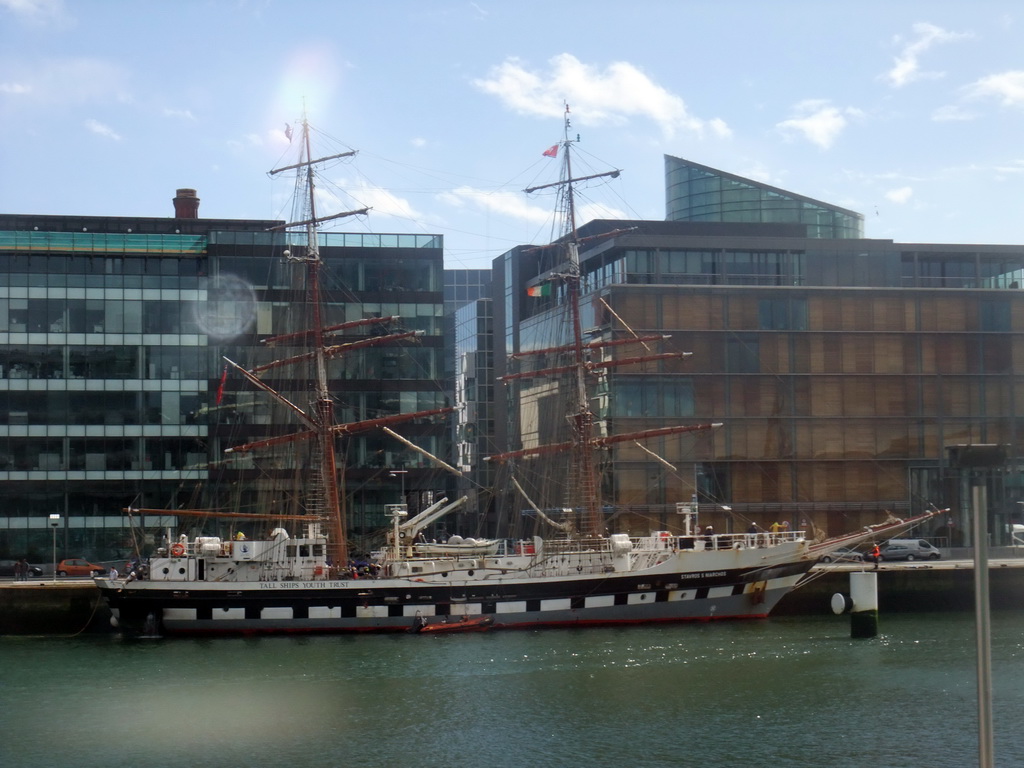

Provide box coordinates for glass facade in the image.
[665,155,864,239]
[0,214,447,564]
[452,297,496,532]
[496,220,1024,545]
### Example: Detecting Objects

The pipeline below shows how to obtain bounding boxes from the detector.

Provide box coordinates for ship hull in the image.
[97,558,814,636]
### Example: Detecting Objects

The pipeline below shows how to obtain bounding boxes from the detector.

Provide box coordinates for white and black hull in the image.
[98,552,815,636]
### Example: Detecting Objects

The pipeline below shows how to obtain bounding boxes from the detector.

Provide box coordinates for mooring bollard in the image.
[830,570,879,638]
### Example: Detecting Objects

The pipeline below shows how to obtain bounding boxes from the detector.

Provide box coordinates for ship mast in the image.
[510,106,719,539]
[523,105,619,537]
[257,118,453,567]
[268,116,368,567]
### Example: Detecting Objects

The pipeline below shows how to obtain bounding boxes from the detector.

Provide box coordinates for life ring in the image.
[171,543,186,557]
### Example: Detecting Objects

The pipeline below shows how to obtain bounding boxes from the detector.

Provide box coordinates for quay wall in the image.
[0,582,111,635]
[775,559,1024,616]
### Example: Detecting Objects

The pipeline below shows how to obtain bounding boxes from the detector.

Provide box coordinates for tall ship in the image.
[97,114,936,636]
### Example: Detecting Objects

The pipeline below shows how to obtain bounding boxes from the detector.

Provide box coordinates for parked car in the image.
[56,558,107,577]
[819,547,863,563]
[877,539,941,562]
[0,559,44,578]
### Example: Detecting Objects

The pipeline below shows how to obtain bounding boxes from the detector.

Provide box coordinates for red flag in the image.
[284,123,293,142]
[542,144,558,158]
[215,365,228,405]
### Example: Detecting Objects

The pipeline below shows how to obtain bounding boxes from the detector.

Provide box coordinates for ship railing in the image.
[540,537,615,555]
[636,531,806,552]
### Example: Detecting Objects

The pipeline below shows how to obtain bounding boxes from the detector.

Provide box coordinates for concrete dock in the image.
[0,580,111,635]
[775,557,1024,615]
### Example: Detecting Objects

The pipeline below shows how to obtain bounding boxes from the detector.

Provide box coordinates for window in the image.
[979,299,1010,332]
[727,335,760,373]
[611,378,694,418]
[759,298,807,330]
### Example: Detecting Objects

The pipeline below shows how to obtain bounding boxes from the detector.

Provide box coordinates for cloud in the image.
[885,186,913,204]
[311,177,421,225]
[0,82,32,94]
[227,132,266,153]
[776,100,862,149]
[964,70,1024,107]
[931,104,976,121]
[441,187,552,225]
[163,108,197,121]
[734,161,780,186]
[85,118,121,140]
[0,0,68,25]
[707,118,732,139]
[472,53,727,139]
[883,22,973,88]
[438,184,626,230]
[4,57,129,104]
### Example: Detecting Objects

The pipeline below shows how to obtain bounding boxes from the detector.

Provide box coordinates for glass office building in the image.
[494,214,1024,546]
[665,155,864,239]
[0,211,447,563]
[451,297,496,533]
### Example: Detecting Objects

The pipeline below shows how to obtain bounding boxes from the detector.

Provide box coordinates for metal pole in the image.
[972,481,993,768]
[49,513,61,583]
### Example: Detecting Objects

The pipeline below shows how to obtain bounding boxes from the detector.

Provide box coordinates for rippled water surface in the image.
[2,612,1023,767]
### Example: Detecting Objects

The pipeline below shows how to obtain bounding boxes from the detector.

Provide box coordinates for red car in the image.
[57,558,107,577]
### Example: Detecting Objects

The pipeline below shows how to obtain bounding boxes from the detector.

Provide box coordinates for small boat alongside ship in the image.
[96,113,939,637]
[409,614,495,634]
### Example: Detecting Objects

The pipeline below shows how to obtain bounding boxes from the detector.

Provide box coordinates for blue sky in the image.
[3,1,1024,269]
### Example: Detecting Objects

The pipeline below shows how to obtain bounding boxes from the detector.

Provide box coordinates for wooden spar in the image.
[508,334,670,360]
[524,168,621,194]
[223,407,453,455]
[269,149,357,176]
[249,329,423,376]
[223,356,315,428]
[382,426,463,476]
[266,208,370,231]
[594,422,721,448]
[485,423,720,464]
[261,315,399,347]
[333,406,453,435]
[224,430,315,455]
[499,351,691,382]
[500,363,578,381]
[587,351,692,371]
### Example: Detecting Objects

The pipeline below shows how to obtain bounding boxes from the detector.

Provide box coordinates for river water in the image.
[2,612,1023,768]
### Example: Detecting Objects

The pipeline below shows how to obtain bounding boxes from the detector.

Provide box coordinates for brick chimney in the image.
[173,188,200,218]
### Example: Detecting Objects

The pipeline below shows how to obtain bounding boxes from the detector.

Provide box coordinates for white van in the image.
[878,538,941,561]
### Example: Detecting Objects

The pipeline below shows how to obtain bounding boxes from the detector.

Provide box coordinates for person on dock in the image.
[871,544,881,569]
[14,558,25,580]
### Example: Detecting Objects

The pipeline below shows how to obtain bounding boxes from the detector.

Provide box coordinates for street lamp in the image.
[48,514,61,583]
[389,470,408,507]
